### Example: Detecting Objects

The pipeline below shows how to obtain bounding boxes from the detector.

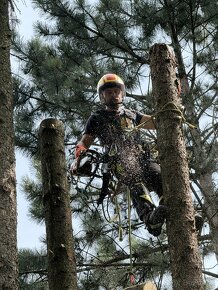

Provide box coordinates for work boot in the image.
[145,205,168,237]
[195,214,204,234]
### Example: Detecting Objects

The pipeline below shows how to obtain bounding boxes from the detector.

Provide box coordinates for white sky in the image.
[16,152,45,249]
[14,0,45,249]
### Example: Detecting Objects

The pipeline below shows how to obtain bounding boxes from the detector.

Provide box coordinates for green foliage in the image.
[21,175,44,223]
[19,248,48,289]
[20,158,45,223]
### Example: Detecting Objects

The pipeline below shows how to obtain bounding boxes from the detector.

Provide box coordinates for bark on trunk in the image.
[149,43,204,290]
[0,0,18,288]
[39,118,78,290]
[170,20,218,262]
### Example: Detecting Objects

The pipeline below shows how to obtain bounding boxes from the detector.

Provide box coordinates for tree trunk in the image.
[0,0,18,288]
[170,24,218,263]
[149,43,204,290]
[39,118,78,290]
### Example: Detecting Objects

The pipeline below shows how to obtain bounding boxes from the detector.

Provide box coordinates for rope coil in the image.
[154,101,197,129]
[128,101,196,133]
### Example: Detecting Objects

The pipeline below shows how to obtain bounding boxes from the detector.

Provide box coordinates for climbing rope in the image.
[155,101,196,129]
[101,190,124,242]
[101,186,135,285]
[129,101,196,134]
[127,187,135,285]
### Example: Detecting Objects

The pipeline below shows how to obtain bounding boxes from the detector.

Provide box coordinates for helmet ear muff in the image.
[99,92,104,103]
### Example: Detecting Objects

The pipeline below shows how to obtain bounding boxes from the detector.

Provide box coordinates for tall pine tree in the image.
[0,0,18,288]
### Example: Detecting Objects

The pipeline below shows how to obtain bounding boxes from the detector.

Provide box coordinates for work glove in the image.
[146,205,167,237]
[75,144,87,158]
[70,144,87,175]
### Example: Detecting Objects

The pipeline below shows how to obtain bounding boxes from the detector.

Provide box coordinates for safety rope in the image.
[102,196,118,224]
[129,101,196,133]
[155,101,196,129]
[102,186,136,284]
[101,191,124,242]
[127,187,135,285]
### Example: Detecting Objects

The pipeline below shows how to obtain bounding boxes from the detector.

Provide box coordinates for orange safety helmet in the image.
[97,73,125,96]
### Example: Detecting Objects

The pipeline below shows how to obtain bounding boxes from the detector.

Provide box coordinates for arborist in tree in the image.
[71,73,167,237]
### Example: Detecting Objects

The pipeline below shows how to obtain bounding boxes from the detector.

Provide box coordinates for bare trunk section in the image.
[170,19,218,262]
[149,43,204,290]
[39,118,78,290]
[0,0,18,288]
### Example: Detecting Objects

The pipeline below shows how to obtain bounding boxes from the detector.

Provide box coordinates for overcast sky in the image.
[14,0,45,250]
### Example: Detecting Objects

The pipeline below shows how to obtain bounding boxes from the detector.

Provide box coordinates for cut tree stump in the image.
[124,281,157,290]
